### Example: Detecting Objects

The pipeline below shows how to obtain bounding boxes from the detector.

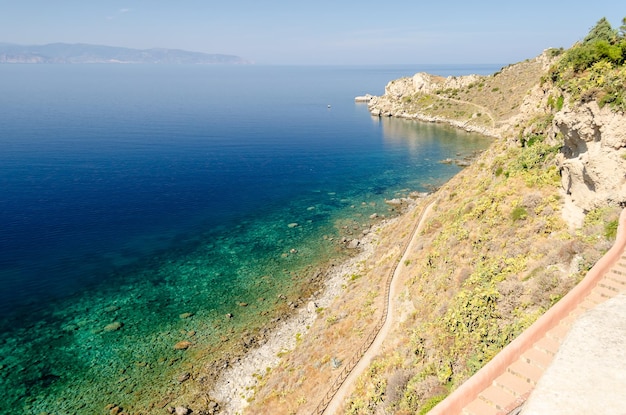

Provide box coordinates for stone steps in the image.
[455,251,626,415]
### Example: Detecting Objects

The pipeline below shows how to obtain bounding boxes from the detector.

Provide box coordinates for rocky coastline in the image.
[206,198,422,414]
[157,192,428,414]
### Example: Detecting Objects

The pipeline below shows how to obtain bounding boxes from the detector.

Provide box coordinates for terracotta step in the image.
[598,277,625,293]
[559,311,582,327]
[546,323,570,343]
[609,264,626,275]
[521,346,554,370]
[581,293,603,307]
[479,384,517,411]
[462,395,498,415]
[566,306,587,320]
[493,371,534,397]
[607,269,626,284]
[456,244,626,415]
[592,283,620,299]
[508,358,543,385]
[533,335,560,355]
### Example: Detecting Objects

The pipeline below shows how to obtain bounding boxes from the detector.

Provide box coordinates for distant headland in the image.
[0,42,251,64]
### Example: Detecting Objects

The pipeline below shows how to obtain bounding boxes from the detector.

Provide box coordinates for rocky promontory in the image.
[363,48,626,220]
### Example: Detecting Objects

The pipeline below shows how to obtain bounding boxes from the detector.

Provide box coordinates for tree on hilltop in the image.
[583,17,617,44]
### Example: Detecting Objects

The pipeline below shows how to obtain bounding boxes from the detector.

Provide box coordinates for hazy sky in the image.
[0,1,623,64]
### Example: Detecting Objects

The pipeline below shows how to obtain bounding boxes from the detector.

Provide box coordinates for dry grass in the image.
[448,57,549,122]
[337,136,618,414]
[381,54,553,137]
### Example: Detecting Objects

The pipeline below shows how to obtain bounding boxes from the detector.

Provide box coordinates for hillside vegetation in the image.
[236,18,625,415]
[549,17,626,111]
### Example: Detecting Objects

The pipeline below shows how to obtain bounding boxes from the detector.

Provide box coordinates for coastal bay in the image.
[0,64,495,414]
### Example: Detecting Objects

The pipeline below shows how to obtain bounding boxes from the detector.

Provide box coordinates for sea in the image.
[0,64,499,414]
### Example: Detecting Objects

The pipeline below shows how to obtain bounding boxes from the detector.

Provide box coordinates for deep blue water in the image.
[0,64,498,413]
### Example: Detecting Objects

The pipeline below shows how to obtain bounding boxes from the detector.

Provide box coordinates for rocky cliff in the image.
[555,100,626,212]
[366,52,554,139]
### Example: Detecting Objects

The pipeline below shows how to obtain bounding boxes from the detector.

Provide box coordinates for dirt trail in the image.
[322,201,436,415]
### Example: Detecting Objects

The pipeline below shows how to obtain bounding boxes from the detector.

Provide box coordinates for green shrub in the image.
[511,206,528,221]
[605,220,618,240]
[556,95,564,111]
[418,394,447,415]
[547,95,564,111]
[548,47,565,57]
[549,16,626,111]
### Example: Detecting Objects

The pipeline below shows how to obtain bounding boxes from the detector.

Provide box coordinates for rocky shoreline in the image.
[206,199,421,414]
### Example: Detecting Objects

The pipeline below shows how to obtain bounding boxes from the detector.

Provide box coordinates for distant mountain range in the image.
[0,43,250,64]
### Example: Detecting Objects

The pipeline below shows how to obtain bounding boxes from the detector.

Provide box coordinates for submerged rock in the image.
[176,372,191,383]
[173,341,192,350]
[384,198,405,205]
[103,322,123,332]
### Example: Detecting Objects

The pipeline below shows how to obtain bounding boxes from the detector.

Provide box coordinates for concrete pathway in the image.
[521,292,626,415]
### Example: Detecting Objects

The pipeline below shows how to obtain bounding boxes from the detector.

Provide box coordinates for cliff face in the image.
[555,101,626,212]
[366,51,626,221]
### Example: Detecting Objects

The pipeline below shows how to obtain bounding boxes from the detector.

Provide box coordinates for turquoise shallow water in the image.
[0,64,497,413]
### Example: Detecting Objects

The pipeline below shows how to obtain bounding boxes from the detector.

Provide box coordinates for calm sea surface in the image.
[0,64,498,413]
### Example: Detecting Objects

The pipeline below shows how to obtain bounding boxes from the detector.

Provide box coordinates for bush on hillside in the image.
[549,17,626,111]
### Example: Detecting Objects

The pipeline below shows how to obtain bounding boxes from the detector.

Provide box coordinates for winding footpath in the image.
[317,205,626,415]
[319,201,436,415]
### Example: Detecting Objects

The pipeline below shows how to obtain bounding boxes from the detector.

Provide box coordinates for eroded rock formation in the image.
[555,101,626,211]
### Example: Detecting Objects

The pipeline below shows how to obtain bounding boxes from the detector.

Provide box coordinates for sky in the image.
[0,1,623,65]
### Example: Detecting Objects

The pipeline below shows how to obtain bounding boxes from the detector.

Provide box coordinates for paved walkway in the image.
[521,292,626,415]
[430,209,626,415]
